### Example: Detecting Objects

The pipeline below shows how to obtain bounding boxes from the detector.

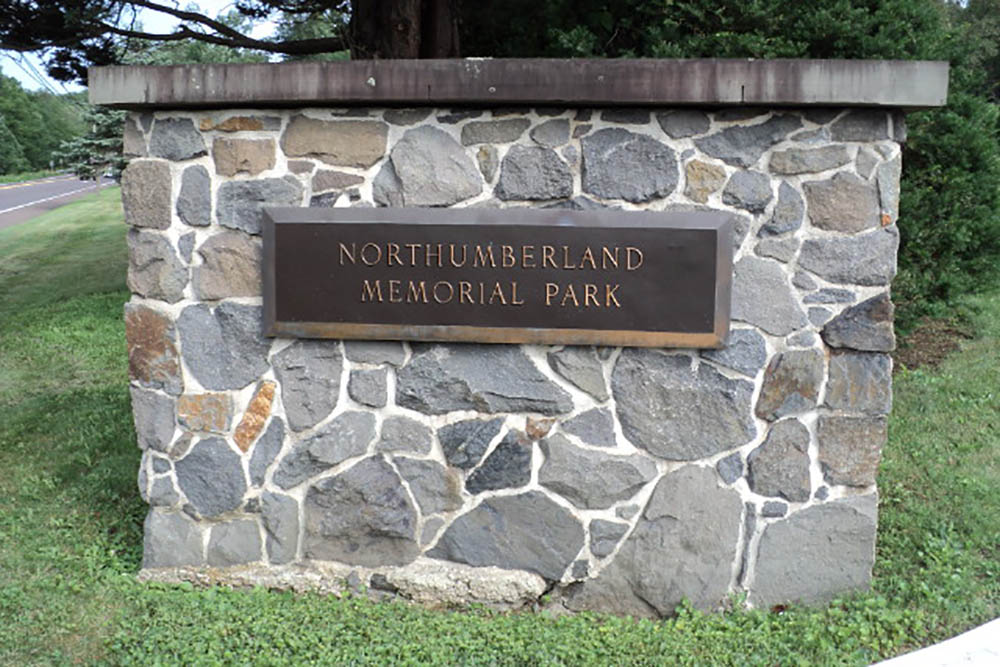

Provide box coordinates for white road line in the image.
[0,184,97,216]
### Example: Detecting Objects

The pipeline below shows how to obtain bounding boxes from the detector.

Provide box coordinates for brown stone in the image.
[817,415,886,486]
[177,393,232,432]
[312,170,365,193]
[123,116,147,157]
[287,160,315,175]
[804,172,879,233]
[212,138,276,176]
[199,115,279,132]
[825,352,892,415]
[234,381,276,452]
[526,417,555,441]
[280,116,388,168]
[192,231,262,300]
[121,159,172,229]
[755,349,824,421]
[125,303,182,395]
[684,160,726,203]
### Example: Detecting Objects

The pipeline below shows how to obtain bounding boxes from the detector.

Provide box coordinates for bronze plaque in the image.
[262,207,733,348]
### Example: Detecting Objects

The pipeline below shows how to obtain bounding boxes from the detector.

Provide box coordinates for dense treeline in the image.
[0,75,86,175]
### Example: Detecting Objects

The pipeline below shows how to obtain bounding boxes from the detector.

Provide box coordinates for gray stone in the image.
[716,108,769,122]
[877,153,901,224]
[543,196,614,210]
[790,127,831,144]
[547,347,608,401]
[377,416,433,455]
[466,430,532,494]
[421,517,445,546]
[830,111,888,141]
[732,257,807,336]
[695,115,802,168]
[148,118,206,160]
[192,231,262,300]
[272,411,376,490]
[216,176,302,235]
[137,113,154,132]
[616,505,639,520]
[798,228,898,286]
[439,418,504,470]
[130,386,176,452]
[613,350,755,460]
[821,293,895,352]
[817,416,886,486]
[825,352,892,415]
[539,434,657,509]
[815,486,830,500]
[123,116,146,157]
[701,328,768,377]
[760,182,804,236]
[754,237,799,263]
[793,271,817,290]
[175,437,247,518]
[151,455,171,474]
[437,110,482,123]
[397,344,573,416]
[143,510,204,568]
[755,349,824,421]
[803,288,855,304]
[383,108,431,125]
[856,149,879,179]
[177,303,270,391]
[601,109,650,124]
[753,495,877,606]
[761,501,788,518]
[582,128,677,202]
[804,172,879,233]
[280,116,387,167]
[428,490,585,581]
[737,502,756,586]
[272,341,342,431]
[461,118,530,145]
[149,476,180,507]
[560,408,616,448]
[261,491,299,564]
[121,160,171,229]
[249,418,285,487]
[531,118,570,147]
[589,520,629,558]
[208,519,262,566]
[372,160,403,207]
[127,230,187,303]
[804,109,841,125]
[716,452,744,484]
[348,368,387,408]
[808,307,832,326]
[747,419,811,502]
[343,340,406,366]
[178,233,195,263]
[476,145,499,182]
[722,170,772,213]
[787,331,816,347]
[496,145,572,200]
[303,456,419,566]
[770,146,851,174]
[571,560,589,580]
[656,110,711,138]
[394,457,463,515]
[312,169,364,193]
[388,126,482,206]
[572,123,592,138]
[566,466,743,615]
[176,164,212,227]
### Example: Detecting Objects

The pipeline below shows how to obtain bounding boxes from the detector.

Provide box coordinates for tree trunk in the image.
[348,0,459,59]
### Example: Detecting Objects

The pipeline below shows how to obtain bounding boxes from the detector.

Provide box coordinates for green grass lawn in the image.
[0,189,997,665]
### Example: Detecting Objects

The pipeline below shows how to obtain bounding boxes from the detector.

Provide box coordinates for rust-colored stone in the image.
[200,115,277,132]
[177,393,232,433]
[212,138,276,176]
[526,417,555,441]
[233,381,276,452]
[684,160,726,204]
[125,303,182,395]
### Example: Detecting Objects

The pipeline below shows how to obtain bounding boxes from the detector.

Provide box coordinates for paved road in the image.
[0,175,102,231]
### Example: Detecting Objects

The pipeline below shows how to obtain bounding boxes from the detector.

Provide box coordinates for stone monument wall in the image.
[121,103,902,615]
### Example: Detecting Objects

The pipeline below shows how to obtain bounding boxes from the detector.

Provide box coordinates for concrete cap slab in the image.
[89,58,948,110]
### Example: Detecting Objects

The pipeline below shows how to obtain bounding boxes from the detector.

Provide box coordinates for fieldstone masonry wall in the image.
[122,103,902,616]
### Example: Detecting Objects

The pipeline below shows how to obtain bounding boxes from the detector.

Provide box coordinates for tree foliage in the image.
[0,75,86,175]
